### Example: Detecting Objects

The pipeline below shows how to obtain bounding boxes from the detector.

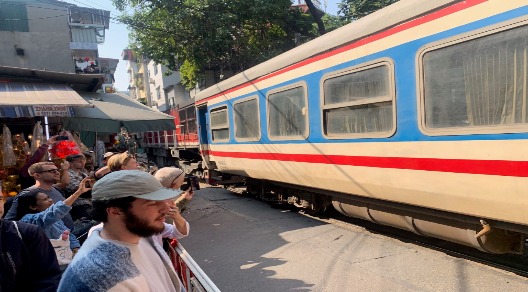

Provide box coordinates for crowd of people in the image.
[0,136,196,291]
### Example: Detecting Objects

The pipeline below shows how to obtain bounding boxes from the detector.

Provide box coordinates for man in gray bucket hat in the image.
[58,170,185,292]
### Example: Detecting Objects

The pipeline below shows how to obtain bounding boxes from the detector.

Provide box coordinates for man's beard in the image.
[123,208,164,237]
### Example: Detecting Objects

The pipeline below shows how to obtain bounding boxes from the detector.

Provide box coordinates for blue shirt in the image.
[20,201,80,249]
[5,187,74,230]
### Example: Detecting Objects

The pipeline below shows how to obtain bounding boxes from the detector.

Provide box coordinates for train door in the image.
[197,105,214,170]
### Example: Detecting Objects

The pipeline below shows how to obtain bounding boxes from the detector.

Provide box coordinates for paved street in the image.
[179,186,528,292]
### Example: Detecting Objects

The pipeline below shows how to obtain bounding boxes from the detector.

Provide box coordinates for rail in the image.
[167,239,221,292]
[142,131,199,149]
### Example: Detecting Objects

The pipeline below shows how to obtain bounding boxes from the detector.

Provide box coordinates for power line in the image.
[65,0,112,12]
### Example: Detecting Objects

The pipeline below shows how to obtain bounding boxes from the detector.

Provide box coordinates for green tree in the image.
[338,0,399,22]
[321,13,346,33]
[113,0,318,89]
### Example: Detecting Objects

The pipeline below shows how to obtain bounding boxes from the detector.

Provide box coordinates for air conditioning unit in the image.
[149,78,155,84]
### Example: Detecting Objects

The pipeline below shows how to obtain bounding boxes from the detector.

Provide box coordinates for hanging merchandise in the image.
[72,132,90,153]
[48,130,81,159]
[115,128,137,153]
[12,133,30,168]
[31,121,45,154]
[3,125,16,167]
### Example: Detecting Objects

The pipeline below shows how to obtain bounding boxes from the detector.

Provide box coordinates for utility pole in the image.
[142,56,152,107]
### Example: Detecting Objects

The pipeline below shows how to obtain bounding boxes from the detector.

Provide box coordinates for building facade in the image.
[0,0,112,78]
[122,49,190,112]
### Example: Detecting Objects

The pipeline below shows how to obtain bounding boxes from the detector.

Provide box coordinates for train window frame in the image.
[320,59,396,139]
[233,96,261,142]
[266,82,309,141]
[417,17,528,136]
[209,105,230,142]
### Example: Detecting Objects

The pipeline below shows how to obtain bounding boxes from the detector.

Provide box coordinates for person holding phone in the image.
[4,162,74,230]
[18,135,59,189]
[16,178,92,252]
[58,154,89,196]
[57,154,93,225]
[154,167,194,210]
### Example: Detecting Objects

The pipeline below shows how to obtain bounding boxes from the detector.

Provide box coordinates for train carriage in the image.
[194,0,528,254]
[142,99,202,173]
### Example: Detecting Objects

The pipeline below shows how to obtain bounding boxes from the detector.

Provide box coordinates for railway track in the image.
[225,185,528,276]
[315,210,528,278]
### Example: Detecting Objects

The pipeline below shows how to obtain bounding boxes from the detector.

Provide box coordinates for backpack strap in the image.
[12,221,22,240]
[53,186,66,197]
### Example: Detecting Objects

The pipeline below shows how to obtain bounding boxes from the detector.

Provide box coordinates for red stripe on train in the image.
[204,150,528,177]
[196,0,488,105]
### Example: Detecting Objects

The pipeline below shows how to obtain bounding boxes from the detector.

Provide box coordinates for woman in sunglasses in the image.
[107,152,138,171]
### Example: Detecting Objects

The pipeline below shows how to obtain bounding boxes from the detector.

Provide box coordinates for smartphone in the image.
[56,136,69,141]
[186,175,200,191]
[85,179,95,188]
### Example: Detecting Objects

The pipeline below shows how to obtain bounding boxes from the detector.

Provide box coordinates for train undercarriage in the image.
[140,141,527,256]
[242,177,526,255]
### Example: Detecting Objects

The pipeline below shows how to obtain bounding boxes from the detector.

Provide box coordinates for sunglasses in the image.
[170,171,184,186]
[36,169,60,174]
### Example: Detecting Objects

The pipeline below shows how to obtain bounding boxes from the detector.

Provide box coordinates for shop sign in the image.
[32,106,72,117]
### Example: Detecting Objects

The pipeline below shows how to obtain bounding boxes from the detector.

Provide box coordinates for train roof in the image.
[194,0,459,102]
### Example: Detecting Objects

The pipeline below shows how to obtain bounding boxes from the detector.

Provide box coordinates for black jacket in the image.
[0,219,61,292]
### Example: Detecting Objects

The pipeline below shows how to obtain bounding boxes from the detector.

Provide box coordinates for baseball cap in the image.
[92,170,183,201]
[154,167,184,188]
[66,154,84,162]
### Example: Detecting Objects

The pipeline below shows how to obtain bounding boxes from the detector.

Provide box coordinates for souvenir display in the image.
[0,125,27,197]
[0,126,89,197]
[2,125,16,167]
[30,121,45,154]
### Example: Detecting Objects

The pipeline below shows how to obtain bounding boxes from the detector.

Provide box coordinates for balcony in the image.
[73,58,118,75]
[69,7,110,29]
[69,7,110,44]
[122,49,137,62]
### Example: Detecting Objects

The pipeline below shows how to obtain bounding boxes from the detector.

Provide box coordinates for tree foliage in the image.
[338,0,399,22]
[112,0,320,89]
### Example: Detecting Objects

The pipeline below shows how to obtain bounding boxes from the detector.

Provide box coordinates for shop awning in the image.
[0,82,91,107]
[0,82,91,118]
[62,92,176,133]
[0,106,75,118]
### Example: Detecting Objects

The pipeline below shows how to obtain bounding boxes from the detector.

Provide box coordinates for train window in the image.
[267,84,308,140]
[322,61,395,137]
[421,24,528,133]
[234,97,260,141]
[178,108,187,134]
[186,107,196,134]
[210,106,229,141]
[179,107,196,135]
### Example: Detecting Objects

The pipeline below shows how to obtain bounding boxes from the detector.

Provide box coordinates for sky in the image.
[62,0,342,91]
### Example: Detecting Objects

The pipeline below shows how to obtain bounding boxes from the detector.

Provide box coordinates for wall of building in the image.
[0,2,74,72]
[126,61,139,99]
[147,61,190,112]
[173,84,190,105]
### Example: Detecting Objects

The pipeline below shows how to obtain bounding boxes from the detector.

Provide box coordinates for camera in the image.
[181,175,200,191]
